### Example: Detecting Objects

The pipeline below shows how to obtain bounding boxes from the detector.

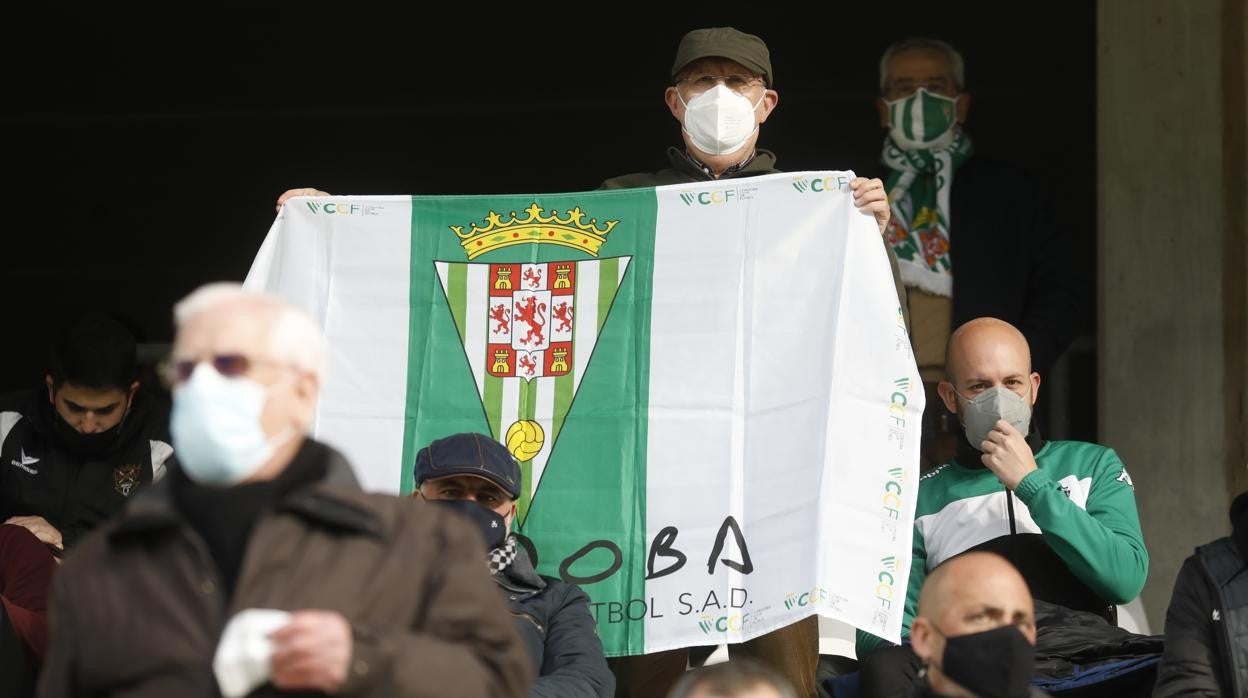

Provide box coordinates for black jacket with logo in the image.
[1155,536,1248,697]
[0,387,174,550]
[496,545,614,698]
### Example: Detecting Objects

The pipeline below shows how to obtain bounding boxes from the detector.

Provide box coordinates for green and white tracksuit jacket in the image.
[857,438,1148,656]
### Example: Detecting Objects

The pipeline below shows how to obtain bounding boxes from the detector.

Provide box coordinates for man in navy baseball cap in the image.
[414,432,522,526]
[414,432,615,696]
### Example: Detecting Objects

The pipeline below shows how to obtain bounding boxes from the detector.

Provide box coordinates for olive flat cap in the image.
[671,27,773,86]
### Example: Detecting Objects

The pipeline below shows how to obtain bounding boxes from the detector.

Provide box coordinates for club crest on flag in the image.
[484,262,577,379]
[436,254,630,525]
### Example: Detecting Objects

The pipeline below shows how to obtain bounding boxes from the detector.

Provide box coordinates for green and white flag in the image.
[244,171,923,656]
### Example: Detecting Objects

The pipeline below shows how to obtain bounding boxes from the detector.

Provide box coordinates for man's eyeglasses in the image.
[165,354,286,385]
[678,74,766,95]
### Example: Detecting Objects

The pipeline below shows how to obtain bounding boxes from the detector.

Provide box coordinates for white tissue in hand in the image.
[213,608,292,698]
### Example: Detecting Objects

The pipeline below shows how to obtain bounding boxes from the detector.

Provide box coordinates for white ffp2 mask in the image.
[679,84,763,156]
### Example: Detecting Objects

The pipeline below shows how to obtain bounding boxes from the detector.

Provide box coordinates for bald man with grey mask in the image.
[856,317,1147,697]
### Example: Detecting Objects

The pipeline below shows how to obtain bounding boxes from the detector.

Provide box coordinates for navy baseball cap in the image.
[413,432,521,499]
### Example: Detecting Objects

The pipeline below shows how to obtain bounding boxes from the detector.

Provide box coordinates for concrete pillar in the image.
[1098,0,1248,628]
[1225,0,1248,500]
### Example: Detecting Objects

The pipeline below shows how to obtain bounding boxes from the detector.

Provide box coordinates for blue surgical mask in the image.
[170,364,293,485]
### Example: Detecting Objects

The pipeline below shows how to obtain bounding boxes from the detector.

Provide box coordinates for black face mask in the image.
[938,624,1034,698]
[52,408,126,458]
[428,498,508,550]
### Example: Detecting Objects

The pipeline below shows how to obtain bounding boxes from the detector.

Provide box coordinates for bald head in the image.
[911,552,1037,697]
[944,318,1030,386]
[918,551,1033,627]
[938,318,1040,417]
[670,658,796,698]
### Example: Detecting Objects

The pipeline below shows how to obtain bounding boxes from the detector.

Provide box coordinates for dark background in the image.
[2,2,1097,437]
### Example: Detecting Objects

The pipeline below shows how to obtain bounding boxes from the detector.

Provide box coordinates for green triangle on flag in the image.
[434,257,631,525]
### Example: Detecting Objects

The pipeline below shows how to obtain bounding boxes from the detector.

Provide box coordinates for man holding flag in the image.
[265,25,921,698]
[599,26,906,698]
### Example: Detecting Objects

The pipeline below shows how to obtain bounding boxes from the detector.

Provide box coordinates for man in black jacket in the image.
[0,313,174,692]
[873,37,1080,470]
[0,314,174,551]
[1154,490,1248,696]
[415,431,615,698]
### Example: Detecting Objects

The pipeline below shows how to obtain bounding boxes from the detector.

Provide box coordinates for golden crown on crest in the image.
[451,203,618,259]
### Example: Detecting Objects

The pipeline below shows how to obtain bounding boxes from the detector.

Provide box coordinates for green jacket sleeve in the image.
[1013,447,1148,604]
[855,524,927,657]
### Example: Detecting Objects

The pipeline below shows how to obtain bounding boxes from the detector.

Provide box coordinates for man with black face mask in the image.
[0,313,173,690]
[908,551,1047,698]
[855,317,1147,696]
[0,313,174,551]
[414,431,615,698]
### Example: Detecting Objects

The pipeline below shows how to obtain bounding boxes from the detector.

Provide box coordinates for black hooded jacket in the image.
[1154,492,1248,697]
[0,387,174,549]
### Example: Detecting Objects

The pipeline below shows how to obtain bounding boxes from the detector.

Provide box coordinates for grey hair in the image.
[878,37,965,93]
[173,282,327,383]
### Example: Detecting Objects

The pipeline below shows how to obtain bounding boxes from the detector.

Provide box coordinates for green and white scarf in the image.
[881,130,974,297]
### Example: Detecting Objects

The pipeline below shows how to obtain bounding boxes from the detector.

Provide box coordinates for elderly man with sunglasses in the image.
[39,283,533,698]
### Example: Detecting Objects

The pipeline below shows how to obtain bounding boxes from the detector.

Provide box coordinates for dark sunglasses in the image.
[166,354,256,384]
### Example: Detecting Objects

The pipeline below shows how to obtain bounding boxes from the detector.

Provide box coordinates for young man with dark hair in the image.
[0,313,175,690]
[1,313,175,550]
